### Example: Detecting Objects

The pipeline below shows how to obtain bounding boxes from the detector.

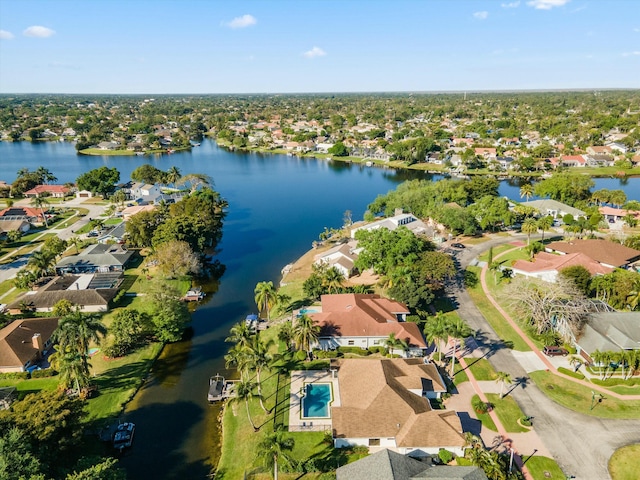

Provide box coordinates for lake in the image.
[1,140,638,478]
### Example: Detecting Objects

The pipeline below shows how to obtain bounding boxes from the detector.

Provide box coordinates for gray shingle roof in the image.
[336,449,429,480]
[412,466,488,480]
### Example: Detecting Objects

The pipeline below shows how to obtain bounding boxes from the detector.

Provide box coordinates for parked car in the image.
[451,243,466,249]
[87,231,99,237]
[543,346,568,356]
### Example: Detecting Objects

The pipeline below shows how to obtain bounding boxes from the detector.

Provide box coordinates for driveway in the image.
[448,234,640,480]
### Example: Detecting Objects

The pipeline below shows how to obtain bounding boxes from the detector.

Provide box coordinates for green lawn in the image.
[485,393,529,433]
[104,218,123,226]
[525,455,567,480]
[608,444,640,480]
[0,377,60,398]
[478,244,514,262]
[529,371,640,419]
[466,267,531,351]
[471,394,497,432]
[452,361,469,385]
[466,358,498,381]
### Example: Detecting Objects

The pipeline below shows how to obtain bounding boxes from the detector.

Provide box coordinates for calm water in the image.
[1,140,638,478]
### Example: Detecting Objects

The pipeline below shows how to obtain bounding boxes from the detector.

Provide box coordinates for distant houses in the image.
[23,184,71,198]
[524,199,585,221]
[351,211,432,239]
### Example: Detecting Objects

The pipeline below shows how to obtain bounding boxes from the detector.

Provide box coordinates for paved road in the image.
[447,235,640,480]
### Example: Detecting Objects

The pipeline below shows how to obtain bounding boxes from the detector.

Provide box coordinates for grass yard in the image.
[103,217,123,226]
[0,377,60,398]
[608,444,640,480]
[485,393,529,433]
[471,394,497,432]
[452,361,469,385]
[466,267,531,351]
[529,371,640,419]
[466,358,498,381]
[525,455,567,480]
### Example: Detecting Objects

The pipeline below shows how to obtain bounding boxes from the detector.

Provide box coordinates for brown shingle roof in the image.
[0,317,59,369]
[332,359,463,449]
[546,239,640,268]
[8,289,117,310]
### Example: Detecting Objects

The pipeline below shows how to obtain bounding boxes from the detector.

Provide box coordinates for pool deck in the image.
[288,370,340,432]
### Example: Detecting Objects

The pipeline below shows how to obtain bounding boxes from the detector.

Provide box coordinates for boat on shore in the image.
[112,422,135,453]
[182,286,205,302]
[208,374,236,403]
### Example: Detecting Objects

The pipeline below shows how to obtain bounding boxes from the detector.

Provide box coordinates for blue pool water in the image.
[299,308,319,315]
[302,383,332,418]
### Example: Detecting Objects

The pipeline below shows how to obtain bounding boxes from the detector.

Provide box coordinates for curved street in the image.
[448,234,640,480]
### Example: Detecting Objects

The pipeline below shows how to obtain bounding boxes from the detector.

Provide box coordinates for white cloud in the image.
[622,51,640,57]
[23,25,56,38]
[224,14,257,29]
[501,1,520,7]
[473,11,489,20]
[303,46,326,58]
[634,28,640,32]
[526,0,570,9]
[0,30,15,40]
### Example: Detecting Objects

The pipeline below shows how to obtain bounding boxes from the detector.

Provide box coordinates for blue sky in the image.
[0,0,638,94]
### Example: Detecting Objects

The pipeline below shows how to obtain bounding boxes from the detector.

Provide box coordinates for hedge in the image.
[557,366,585,380]
[337,346,370,356]
[591,377,640,387]
[313,350,340,359]
[0,371,29,380]
[30,369,58,379]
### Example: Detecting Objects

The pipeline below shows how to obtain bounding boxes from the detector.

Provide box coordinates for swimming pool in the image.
[299,307,320,315]
[302,383,332,418]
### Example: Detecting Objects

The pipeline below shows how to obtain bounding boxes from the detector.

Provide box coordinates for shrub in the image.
[0,371,29,380]
[30,369,57,379]
[294,350,307,361]
[558,366,585,380]
[520,416,532,427]
[438,449,454,464]
[112,289,127,306]
[367,346,387,355]
[314,350,339,359]
[472,396,492,414]
[337,346,370,356]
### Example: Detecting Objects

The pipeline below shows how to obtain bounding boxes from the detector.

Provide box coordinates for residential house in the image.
[0,206,46,224]
[599,206,640,223]
[474,148,497,160]
[75,190,93,199]
[97,222,127,244]
[586,146,613,156]
[0,219,31,237]
[6,274,121,314]
[332,359,465,456]
[525,199,585,221]
[512,251,614,283]
[0,317,59,373]
[96,141,120,150]
[310,294,427,357]
[450,138,474,147]
[336,449,488,480]
[55,243,134,275]
[606,142,628,154]
[495,156,515,170]
[23,185,71,198]
[351,211,431,239]
[585,154,614,167]
[545,239,640,270]
[314,242,359,278]
[574,312,640,364]
[121,204,156,220]
[559,155,586,168]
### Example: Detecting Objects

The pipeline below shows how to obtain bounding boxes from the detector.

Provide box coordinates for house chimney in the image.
[32,333,43,352]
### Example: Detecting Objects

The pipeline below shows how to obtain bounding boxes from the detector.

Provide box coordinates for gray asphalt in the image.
[447,235,640,480]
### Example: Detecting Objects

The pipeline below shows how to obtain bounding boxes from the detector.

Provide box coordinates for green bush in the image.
[367,346,387,355]
[299,359,330,370]
[563,344,577,354]
[472,396,492,414]
[438,449,453,464]
[337,346,370,356]
[520,416,532,427]
[557,366,585,379]
[314,350,340,359]
[112,289,127,306]
[0,371,29,380]
[591,377,640,387]
[294,350,307,361]
[30,369,57,379]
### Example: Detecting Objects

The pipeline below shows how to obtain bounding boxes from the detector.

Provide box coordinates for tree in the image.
[43,236,68,258]
[255,281,277,321]
[537,215,554,242]
[385,332,409,356]
[533,173,594,206]
[131,164,165,184]
[232,379,260,431]
[76,167,120,197]
[30,196,50,227]
[521,217,538,245]
[423,312,450,359]
[151,240,201,278]
[111,189,126,207]
[166,166,182,187]
[52,299,76,317]
[558,265,592,296]
[328,141,348,157]
[27,250,56,278]
[108,309,151,356]
[519,183,533,203]
[64,457,126,480]
[448,318,473,376]
[470,195,515,231]
[245,336,273,414]
[256,427,295,480]
[149,282,190,343]
[322,266,345,293]
[495,371,512,399]
[293,314,320,360]
[0,427,45,480]
[225,321,253,349]
[55,350,91,394]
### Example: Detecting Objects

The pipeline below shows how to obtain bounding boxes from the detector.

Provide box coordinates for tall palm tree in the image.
[232,379,260,432]
[537,215,554,242]
[254,281,277,321]
[384,332,409,357]
[323,267,344,294]
[495,371,512,399]
[30,196,50,227]
[277,321,294,350]
[519,183,533,203]
[293,314,320,360]
[27,250,56,278]
[448,318,473,377]
[54,350,91,394]
[225,321,253,349]
[245,336,274,414]
[35,166,57,184]
[52,311,106,371]
[224,343,250,379]
[166,166,182,187]
[256,427,295,480]
[423,313,450,360]
[521,217,538,246]
[68,236,81,254]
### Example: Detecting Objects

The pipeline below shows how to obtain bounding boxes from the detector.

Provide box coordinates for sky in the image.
[0,0,638,94]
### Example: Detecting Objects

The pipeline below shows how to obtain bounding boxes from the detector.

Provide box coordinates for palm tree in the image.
[254,281,277,321]
[35,166,57,184]
[448,318,473,377]
[245,336,273,414]
[537,215,554,242]
[54,350,91,395]
[292,314,320,360]
[27,250,56,278]
[495,371,512,399]
[166,166,182,187]
[256,427,295,480]
[423,313,450,360]
[224,343,250,379]
[384,332,409,357]
[322,267,344,293]
[275,292,292,318]
[30,196,50,227]
[52,311,106,371]
[277,321,294,350]
[521,217,538,246]
[568,355,582,373]
[519,183,533,203]
[232,379,260,432]
[89,218,105,232]
[225,321,253,349]
[68,236,81,254]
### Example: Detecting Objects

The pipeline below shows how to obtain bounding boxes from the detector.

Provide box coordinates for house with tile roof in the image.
[313,242,360,278]
[545,239,640,269]
[574,312,640,364]
[310,294,427,357]
[332,359,466,456]
[599,206,640,223]
[512,251,614,283]
[23,184,71,198]
[336,449,488,480]
[0,206,47,224]
[0,317,59,372]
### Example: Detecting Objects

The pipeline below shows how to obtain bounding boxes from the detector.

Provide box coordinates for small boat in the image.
[208,374,225,402]
[112,422,135,452]
[135,152,144,156]
[182,286,205,302]
[365,161,373,167]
